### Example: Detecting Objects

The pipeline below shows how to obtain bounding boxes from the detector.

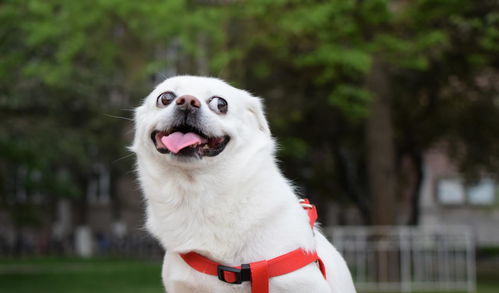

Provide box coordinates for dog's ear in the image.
[248,96,271,135]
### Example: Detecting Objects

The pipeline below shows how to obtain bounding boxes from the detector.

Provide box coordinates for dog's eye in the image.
[157,91,176,107]
[208,96,228,114]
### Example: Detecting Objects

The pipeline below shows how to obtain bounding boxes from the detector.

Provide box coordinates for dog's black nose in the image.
[176,95,201,111]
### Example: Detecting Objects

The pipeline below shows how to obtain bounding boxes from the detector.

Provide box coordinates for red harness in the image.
[179,199,326,293]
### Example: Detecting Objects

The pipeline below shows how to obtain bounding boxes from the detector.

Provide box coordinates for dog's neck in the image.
[141,147,284,209]
[137,145,314,263]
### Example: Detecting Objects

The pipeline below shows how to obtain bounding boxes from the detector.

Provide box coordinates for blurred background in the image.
[1,0,499,292]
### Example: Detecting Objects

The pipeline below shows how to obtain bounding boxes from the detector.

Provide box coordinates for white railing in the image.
[326,226,476,293]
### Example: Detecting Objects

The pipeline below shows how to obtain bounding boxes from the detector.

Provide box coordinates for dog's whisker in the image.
[104,113,133,121]
[120,108,136,112]
[112,152,135,163]
[124,169,136,176]
[157,72,168,80]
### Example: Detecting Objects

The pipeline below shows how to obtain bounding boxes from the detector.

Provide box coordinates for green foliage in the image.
[329,86,371,120]
[1,0,498,225]
[212,0,499,219]
[0,0,226,224]
[279,137,309,160]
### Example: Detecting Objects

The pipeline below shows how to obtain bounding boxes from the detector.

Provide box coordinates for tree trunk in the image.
[333,145,370,224]
[75,173,89,226]
[366,58,397,225]
[408,151,424,225]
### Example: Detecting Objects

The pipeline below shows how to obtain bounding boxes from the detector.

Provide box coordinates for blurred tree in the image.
[0,0,225,228]
[0,0,498,230]
[211,0,499,224]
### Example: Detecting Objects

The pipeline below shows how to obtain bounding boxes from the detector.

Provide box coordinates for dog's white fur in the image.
[132,76,356,293]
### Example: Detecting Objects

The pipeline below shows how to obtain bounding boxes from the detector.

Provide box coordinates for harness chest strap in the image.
[179,198,326,293]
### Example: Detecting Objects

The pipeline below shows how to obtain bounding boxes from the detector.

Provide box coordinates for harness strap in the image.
[179,198,326,293]
[249,260,269,292]
[299,198,318,230]
[180,249,322,288]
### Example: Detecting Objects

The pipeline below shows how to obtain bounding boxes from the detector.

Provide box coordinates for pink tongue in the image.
[161,132,206,154]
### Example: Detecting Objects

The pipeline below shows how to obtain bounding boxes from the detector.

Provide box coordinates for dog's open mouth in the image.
[151,125,230,157]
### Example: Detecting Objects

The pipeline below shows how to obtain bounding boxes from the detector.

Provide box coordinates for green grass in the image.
[475,267,499,293]
[0,257,498,293]
[357,272,499,293]
[0,257,164,293]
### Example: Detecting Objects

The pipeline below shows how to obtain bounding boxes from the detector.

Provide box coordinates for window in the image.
[437,178,465,204]
[468,179,496,205]
[437,177,497,206]
[87,163,110,205]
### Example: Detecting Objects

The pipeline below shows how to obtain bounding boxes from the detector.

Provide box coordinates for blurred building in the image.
[420,146,499,247]
[0,169,161,258]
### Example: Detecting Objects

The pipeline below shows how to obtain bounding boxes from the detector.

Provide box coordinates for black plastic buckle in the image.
[217,263,251,284]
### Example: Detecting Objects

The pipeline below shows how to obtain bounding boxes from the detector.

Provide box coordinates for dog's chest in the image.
[147,196,255,254]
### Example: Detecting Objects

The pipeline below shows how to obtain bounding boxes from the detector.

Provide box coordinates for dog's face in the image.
[132,76,271,168]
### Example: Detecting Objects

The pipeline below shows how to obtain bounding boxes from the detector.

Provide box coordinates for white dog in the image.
[132,76,356,293]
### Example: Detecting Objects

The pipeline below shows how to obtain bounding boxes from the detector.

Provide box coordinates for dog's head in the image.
[132,76,272,169]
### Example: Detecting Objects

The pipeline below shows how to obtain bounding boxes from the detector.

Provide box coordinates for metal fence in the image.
[326,226,476,293]
[0,232,164,260]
